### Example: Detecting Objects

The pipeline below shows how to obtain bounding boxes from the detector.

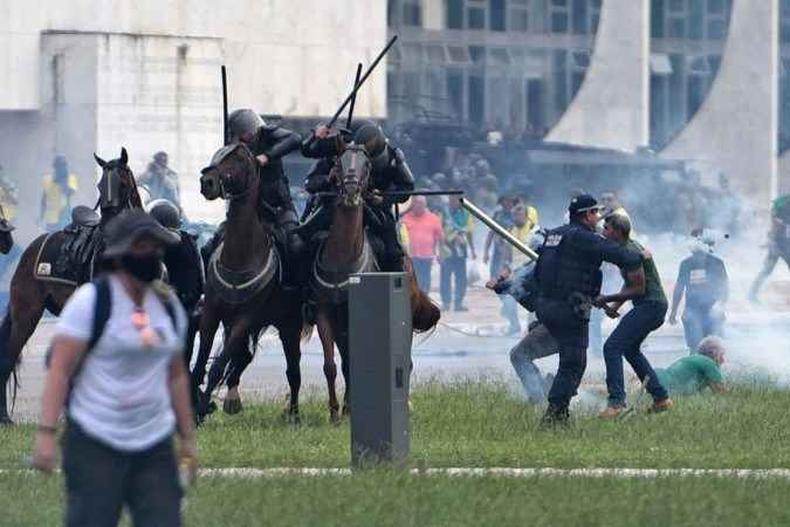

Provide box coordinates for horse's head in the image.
[330,143,372,208]
[94,147,142,213]
[200,143,258,202]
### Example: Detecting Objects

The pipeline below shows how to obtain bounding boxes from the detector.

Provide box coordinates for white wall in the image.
[0,0,388,118]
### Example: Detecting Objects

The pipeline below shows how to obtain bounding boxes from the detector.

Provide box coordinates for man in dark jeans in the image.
[595,214,672,418]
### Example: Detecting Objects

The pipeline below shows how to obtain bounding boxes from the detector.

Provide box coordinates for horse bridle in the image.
[332,145,371,207]
[95,165,135,212]
[218,146,258,202]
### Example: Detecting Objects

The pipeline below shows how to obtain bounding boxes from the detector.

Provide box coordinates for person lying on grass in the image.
[654,336,727,395]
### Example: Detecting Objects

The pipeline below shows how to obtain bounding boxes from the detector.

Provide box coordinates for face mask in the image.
[121,253,162,283]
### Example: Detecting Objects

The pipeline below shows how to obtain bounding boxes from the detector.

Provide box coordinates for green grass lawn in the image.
[1,381,789,470]
[1,382,789,525]
[2,472,790,527]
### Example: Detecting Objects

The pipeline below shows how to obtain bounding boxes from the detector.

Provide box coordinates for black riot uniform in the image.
[228,109,302,241]
[300,121,415,271]
[534,195,641,424]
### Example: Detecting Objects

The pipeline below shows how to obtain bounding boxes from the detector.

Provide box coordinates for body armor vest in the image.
[536,223,602,300]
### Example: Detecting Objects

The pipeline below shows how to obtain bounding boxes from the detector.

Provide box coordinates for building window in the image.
[509,0,531,32]
[490,0,506,31]
[467,0,487,30]
[653,0,732,41]
[549,0,601,35]
[447,0,463,29]
[388,0,422,28]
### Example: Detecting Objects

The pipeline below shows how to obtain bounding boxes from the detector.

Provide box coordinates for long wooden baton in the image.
[460,197,539,261]
[221,65,229,145]
[328,35,398,127]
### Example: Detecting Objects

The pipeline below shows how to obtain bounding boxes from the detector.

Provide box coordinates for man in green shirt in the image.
[595,213,672,417]
[656,336,726,395]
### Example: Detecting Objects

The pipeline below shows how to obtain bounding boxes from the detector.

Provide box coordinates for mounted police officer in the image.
[138,151,180,207]
[227,109,303,255]
[300,120,415,271]
[534,194,643,426]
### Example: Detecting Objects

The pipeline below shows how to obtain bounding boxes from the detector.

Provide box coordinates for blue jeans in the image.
[509,322,558,402]
[412,257,433,293]
[603,301,669,407]
[440,256,467,308]
[536,298,589,410]
[682,305,723,351]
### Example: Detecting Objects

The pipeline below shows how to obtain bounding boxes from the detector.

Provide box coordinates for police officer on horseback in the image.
[227,109,304,255]
[301,119,415,271]
[534,194,643,426]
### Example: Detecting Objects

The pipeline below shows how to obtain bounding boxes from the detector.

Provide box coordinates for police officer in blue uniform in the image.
[534,195,644,425]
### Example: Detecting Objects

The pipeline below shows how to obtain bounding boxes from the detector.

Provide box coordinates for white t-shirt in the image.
[54,276,187,452]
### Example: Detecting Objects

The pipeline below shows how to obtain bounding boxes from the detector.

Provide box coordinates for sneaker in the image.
[648,398,673,413]
[598,405,627,419]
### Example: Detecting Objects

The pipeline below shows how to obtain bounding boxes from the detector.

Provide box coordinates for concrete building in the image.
[0,0,387,227]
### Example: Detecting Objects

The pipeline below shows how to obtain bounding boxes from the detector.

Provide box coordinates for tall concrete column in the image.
[661,0,779,207]
[546,0,649,152]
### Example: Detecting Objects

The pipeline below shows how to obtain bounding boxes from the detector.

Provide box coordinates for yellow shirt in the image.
[0,187,17,222]
[42,173,79,225]
[509,221,536,269]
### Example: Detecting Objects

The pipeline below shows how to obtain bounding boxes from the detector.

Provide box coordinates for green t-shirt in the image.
[622,239,667,306]
[655,354,723,395]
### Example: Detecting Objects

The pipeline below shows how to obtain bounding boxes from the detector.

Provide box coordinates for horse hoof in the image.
[223,397,243,415]
[341,405,350,419]
[0,415,13,427]
[330,409,341,426]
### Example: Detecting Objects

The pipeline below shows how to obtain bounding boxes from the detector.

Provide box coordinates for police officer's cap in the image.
[568,194,602,215]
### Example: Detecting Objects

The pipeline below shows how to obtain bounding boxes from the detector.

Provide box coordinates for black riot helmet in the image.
[146,199,182,231]
[351,120,387,158]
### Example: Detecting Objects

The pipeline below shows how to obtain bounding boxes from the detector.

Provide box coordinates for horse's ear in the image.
[120,147,128,166]
[93,153,107,168]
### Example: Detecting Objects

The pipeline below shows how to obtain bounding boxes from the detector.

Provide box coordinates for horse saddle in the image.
[35,213,104,285]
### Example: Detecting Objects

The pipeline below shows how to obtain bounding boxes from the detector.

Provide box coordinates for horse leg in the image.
[191,307,220,411]
[278,322,302,425]
[330,306,351,419]
[317,308,340,425]
[0,296,45,424]
[203,323,250,405]
[222,346,253,415]
[183,310,200,370]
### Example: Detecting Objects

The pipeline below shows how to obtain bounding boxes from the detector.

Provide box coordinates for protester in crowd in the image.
[499,203,539,334]
[749,194,790,303]
[40,154,79,232]
[138,151,180,207]
[401,196,443,292]
[32,210,196,527]
[440,194,475,311]
[655,336,726,395]
[670,229,729,351]
[483,196,518,279]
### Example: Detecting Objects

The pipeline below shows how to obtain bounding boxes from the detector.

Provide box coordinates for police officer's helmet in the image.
[351,120,386,157]
[228,109,265,140]
[146,199,181,231]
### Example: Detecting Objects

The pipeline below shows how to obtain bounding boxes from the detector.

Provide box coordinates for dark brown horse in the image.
[310,144,440,424]
[0,148,142,424]
[192,143,306,423]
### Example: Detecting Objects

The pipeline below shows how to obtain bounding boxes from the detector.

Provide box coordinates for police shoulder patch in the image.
[545,233,563,247]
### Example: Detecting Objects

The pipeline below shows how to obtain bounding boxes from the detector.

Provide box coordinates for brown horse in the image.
[192,143,306,423]
[310,144,440,424]
[0,148,143,424]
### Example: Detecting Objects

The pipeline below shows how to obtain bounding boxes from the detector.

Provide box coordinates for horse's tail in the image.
[403,256,441,333]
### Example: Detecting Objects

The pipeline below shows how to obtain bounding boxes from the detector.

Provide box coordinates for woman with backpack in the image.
[32,209,197,527]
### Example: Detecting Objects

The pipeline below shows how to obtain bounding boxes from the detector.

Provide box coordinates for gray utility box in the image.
[348,272,413,467]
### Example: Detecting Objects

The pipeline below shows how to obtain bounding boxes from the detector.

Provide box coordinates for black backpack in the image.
[46,276,178,392]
